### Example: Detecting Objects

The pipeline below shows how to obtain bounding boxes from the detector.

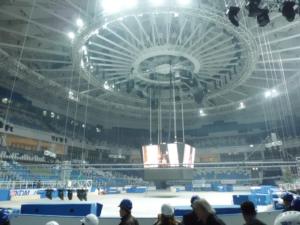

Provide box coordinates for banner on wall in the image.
[10,189,40,197]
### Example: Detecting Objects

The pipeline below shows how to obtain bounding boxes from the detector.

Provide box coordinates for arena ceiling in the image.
[0,0,300,128]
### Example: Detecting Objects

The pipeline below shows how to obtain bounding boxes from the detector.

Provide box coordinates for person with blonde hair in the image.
[154,204,180,225]
[192,199,226,225]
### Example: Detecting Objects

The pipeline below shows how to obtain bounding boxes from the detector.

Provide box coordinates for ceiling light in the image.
[177,0,191,6]
[199,109,207,117]
[265,89,278,98]
[123,0,138,10]
[282,1,297,22]
[101,0,137,14]
[227,6,240,27]
[102,0,122,14]
[76,18,84,28]
[104,81,110,90]
[2,98,8,104]
[238,102,246,110]
[151,0,164,7]
[250,144,254,148]
[67,32,75,40]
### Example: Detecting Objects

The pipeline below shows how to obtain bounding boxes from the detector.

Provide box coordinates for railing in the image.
[0,179,93,190]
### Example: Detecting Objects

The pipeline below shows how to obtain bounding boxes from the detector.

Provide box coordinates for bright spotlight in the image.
[124,0,138,10]
[102,0,137,13]
[265,89,278,98]
[104,81,110,90]
[238,102,246,110]
[102,0,122,14]
[199,109,206,117]
[67,32,75,40]
[177,0,191,6]
[76,18,84,28]
[151,0,164,7]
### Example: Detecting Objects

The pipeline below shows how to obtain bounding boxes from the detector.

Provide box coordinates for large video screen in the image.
[183,144,195,168]
[142,145,160,168]
[142,143,195,168]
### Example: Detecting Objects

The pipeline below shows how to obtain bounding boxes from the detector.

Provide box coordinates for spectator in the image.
[119,199,139,225]
[182,196,203,225]
[282,193,294,212]
[80,214,99,225]
[154,204,180,225]
[274,211,300,225]
[291,198,300,212]
[45,221,59,225]
[192,199,225,225]
[240,201,266,225]
[0,208,10,225]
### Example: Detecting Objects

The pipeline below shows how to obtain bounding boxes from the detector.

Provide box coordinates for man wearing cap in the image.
[240,201,266,225]
[0,208,10,225]
[282,193,294,212]
[80,213,99,225]
[119,199,139,225]
[182,196,203,225]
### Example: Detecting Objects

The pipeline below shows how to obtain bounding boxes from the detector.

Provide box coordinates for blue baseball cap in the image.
[191,195,200,204]
[119,199,132,211]
[282,193,294,202]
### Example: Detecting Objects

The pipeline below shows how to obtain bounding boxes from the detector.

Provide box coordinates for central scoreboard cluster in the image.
[142,142,195,181]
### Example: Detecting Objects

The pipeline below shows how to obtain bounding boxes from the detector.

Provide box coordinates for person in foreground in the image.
[119,199,139,225]
[182,195,203,225]
[193,199,226,225]
[282,193,294,212]
[274,211,300,225]
[154,204,180,225]
[0,208,10,225]
[240,201,266,225]
[80,213,99,225]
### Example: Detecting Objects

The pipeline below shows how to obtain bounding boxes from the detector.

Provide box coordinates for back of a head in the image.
[274,211,300,225]
[282,193,294,203]
[191,195,200,205]
[119,199,133,212]
[45,221,59,225]
[240,201,256,216]
[80,214,99,225]
[193,199,215,215]
[161,204,174,217]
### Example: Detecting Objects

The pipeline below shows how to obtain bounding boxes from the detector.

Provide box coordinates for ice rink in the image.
[0,191,273,217]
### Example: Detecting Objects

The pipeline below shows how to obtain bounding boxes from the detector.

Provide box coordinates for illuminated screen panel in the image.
[183,144,195,168]
[142,145,159,168]
[167,143,179,167]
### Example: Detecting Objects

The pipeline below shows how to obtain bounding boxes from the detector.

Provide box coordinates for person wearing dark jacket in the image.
[193,199,226,225]
[240,201,266,225]
[182,195,203,225]
[282,193,294,212]
[119,199,139,225]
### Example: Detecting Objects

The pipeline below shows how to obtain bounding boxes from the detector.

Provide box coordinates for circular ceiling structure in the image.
[73,6,258,116]
[0,0,299,126]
